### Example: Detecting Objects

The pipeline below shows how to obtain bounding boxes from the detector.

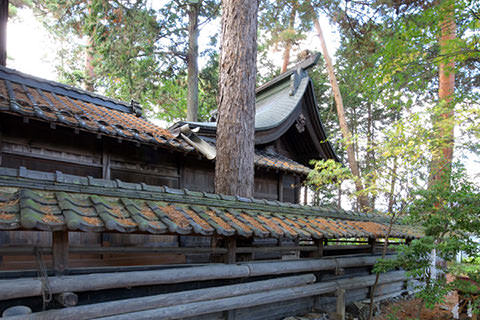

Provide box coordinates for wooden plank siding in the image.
[0,115,305,270]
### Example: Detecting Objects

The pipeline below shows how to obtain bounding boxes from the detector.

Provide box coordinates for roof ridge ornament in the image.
[289,68,307,96]
[130,100,142,117]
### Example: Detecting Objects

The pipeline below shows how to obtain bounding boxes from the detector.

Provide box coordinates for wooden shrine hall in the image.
[0,55,421,319]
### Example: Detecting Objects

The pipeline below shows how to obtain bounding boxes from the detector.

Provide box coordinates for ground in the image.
[374,292,459,320]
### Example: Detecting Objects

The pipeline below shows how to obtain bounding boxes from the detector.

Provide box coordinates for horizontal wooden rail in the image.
[0,254,393,300]
[8,274,317,320]
[0,244,382,256]
[94,271,407,320]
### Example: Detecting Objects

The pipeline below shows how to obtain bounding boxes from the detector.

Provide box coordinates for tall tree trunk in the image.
[186,1,201,122]
[430,2,456,186]
[85,0,95,92]
[281,3,296,73]
[215,0,258,197]
[311,13,369,211]
[85,37,95,92]
[0,0,8,66]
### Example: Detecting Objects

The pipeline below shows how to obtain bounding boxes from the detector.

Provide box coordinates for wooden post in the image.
[52,231,69,275]
[368,237,376,254]
[0,0,7,66]
[311,238,324,258]
[335,288,345,320]
[225,237,236,264]
[102,150,111,180]
[278,174,283,202]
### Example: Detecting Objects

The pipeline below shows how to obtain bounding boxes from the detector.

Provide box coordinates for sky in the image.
[6,7,341,83]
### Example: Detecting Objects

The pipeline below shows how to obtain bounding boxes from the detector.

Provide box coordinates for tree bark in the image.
[281,3,296,73]
[215,0,258,197]
[311,13,369,211]
[0,0,8,66]
[430,2,456,187]
[186,1,201,122]
[85,1,95,91]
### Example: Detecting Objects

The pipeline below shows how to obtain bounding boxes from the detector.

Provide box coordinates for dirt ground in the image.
[375,291,459,320]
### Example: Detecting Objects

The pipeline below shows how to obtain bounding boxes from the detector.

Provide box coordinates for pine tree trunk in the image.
[85,36,95,92]
[0,0,8,67]
[85,0,95,92]
[312,15,369,211]
[186,1,201,122]
[215,0,258,197]
[281,3,296,73]
[430,2,456,186]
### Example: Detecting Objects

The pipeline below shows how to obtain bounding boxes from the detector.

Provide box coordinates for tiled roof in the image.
[0,66,311,176]
[255,151,311,175]
[0,167,422,239]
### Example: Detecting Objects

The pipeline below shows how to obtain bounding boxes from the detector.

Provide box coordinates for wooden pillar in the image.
[52,231,69,275]
[225,237,236,264]
[277,174,283,202]
[101,149,111,180]
[368,237,376,254]
[335,288,345,320]
[311,238,324,258]
[0,0,7,66]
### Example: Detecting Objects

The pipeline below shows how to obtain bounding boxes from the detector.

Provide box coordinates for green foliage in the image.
[373,164,480,313]
[35,0,220,122]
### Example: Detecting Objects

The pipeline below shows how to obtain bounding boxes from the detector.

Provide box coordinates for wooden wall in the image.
[0,115,305,270]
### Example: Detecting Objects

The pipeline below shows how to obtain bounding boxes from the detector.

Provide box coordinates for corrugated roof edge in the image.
[0,66,133,114]
[0,166,400,225]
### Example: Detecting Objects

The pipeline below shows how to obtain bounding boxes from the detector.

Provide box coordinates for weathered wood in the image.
[55,292,78,307]
[12,274,316,320]
[236,246,317,254]
[0,246,227,255]
[335,288,345,320]
[52,231,68,274]
[368,237,376,254]
[94,271,406,320]
[225,237,237,264]
[311,239,324,258]
[0,255,395,300]
[101,150,111,180]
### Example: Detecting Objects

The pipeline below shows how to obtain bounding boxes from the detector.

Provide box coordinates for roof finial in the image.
[130,100,142,117]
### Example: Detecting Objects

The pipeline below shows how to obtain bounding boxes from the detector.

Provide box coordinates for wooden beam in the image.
[335,288,345,320]
[368,237,376,254]
[0,255,397,301]
[225,237,237,264]
[0,0,7,66]
[52,231,69,275]
[55,292,78,307]
[277,173,283,202]
[91,272,407,320]
[311,238,324,258]
[102,150,111,180]
[17,274,316,320]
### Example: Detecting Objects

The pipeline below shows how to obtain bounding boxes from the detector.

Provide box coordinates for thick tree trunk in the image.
[281,3,296,73]
[0,0,8,66]
[312,15,369,211]
[430,3,456,186]
[186,1,200,122]
[215,0,258,197]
